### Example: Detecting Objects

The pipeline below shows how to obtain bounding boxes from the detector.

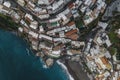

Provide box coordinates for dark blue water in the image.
[0,29,69,80]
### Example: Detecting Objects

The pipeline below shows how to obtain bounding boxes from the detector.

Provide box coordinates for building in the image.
[17,0,25,6]
[3,1,11,8]
[67,49,81,55]
[38,0,54,5]
[25,13,34,23]
[0,0,3,4]
[28,31,39,39]
[30,21,38,30]
[94,31,112,47]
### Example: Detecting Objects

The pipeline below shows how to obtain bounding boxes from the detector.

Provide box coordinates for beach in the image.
[57,60,74,80]
[64,60,90,80]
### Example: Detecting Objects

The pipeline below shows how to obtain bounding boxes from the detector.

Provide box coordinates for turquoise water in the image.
[0,29,69,80]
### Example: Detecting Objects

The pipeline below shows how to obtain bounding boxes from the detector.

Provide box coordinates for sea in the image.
[0,29,72,80]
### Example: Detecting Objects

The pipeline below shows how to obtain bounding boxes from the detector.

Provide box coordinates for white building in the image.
[17,0,25,6]
[30,21,38,30]
[3,1,11,8]
[38,0,54,5]
[29,31,39,39]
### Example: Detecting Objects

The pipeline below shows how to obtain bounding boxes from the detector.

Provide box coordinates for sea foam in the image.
[57,60,74,80]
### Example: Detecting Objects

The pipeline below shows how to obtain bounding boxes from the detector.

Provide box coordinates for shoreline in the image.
[2,29,87,80]
[64,61,80,80]
[64,60,90,80]
[56,60,74,80]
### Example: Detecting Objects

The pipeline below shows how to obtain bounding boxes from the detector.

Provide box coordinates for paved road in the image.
[11,0,48,23]
[102,0,120,20]
[49,0,74,15]
[11,0,74,23]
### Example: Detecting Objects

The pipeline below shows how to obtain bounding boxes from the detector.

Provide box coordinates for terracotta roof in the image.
[65,29,78,36]
[25,17,32,23]
[70,49,81,54]
[100,56,111,69]
[117,76,120,80]
[67,21,75,27]
[53,44,64,51]
[100,56,108,65]
[67,33,79,40]
[68,3,74,9]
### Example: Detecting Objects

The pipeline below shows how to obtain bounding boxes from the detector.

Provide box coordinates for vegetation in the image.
[108,31,119,43]
[108,47,117,55]
[108,15,120,56]
[75,10,84,28]
[105,0,112,5]
[75,19,84,28]
[76,12,103,41]
[77,17,99,41]
[0,13,19,31]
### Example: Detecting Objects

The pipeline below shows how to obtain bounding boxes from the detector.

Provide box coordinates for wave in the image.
[26,48,30,56]
[57,60,74,80]
[39,58,48,69]
[43,64,48,69]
